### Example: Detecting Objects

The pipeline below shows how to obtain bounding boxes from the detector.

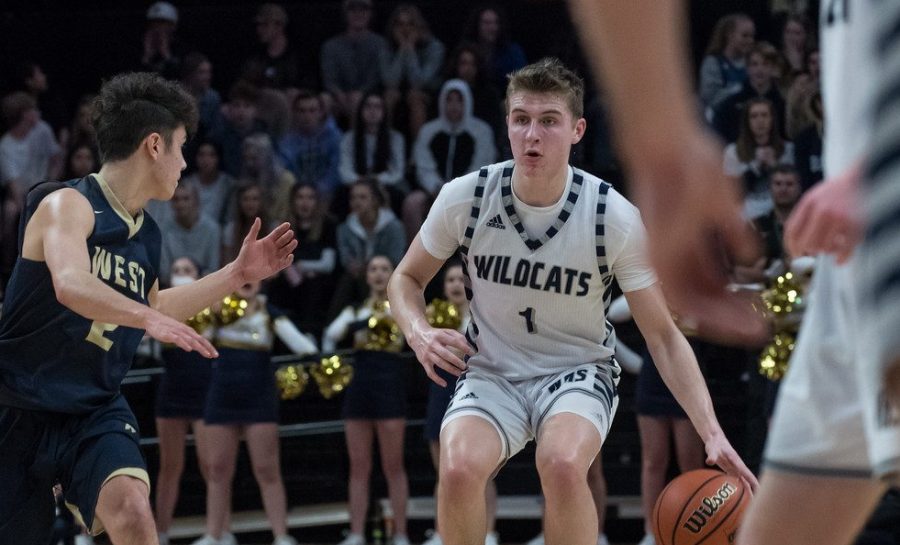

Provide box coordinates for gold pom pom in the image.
[275,364,309,400]
[311,355,354,399]
[758,332,795,381]
[185,307,213,333]
[426,299,462,330]
[361,300,404,352]
[217,294,249,325]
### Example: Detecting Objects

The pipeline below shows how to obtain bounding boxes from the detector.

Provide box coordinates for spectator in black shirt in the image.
[242,4,302,91]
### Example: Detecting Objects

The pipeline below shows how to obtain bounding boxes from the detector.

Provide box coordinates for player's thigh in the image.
[533,363,619,449]
[737,469,885,545]
[441,370,530,463]
[0,408,56,545]
[440,415,504,480]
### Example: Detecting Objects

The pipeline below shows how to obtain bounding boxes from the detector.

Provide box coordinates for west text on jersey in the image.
[91,246,147,299]
[471,254,591,296]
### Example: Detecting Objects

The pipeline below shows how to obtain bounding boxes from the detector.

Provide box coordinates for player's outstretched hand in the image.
[234,218,298,284]
[144,310,219,358]
[632,131,767,346]
[785,162,863,264]
[704,432,759,493]
[410,325,474,387]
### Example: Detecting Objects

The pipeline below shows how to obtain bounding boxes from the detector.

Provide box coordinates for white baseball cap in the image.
[147,2,178,24]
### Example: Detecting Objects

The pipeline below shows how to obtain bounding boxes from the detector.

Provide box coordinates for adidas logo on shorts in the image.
[485,214,505,229]
[460,392,479,400]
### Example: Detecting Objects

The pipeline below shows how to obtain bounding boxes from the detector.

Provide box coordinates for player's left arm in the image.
[152,218,297,321]
[626,284,759,490]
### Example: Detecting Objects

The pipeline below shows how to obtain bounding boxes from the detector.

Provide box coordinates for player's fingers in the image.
[422,363,447,387]
[435,344,467,371]
[429,352,464,377]
[244,217,262,243]
[442,330,475,357]
[275,228,295,249]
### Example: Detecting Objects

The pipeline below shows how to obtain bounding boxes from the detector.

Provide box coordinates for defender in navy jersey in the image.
[0,73,297,545]
[388,59,756,545]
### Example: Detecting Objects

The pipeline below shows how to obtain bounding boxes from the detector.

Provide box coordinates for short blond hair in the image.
[505,57,584,119]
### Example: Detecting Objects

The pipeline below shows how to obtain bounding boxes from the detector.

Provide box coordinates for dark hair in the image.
[506,57,585,119]
[229,183,269,262]
[353,91,392,177]
[171,255,204,277]
[194,137,223,159]
[91,72,198,163]
[444,42,489,84]
[228,80,260,103]
[292,88,321,109]
[289,182,325,242]
[463,4,512,47]
[735,98,784,163]
[771,164,799,181]
[352,177,387,208]
[63,142,100,179]
[385,3,432,49]
[1,91,37,126]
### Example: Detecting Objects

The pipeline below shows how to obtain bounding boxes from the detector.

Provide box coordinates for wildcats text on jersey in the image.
[470,253,592,297]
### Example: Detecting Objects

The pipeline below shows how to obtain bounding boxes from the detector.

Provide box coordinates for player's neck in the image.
[98,162,152,217]
[511,168,567,207]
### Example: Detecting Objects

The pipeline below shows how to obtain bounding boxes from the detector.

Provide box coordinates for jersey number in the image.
[86,321,118,351]
[518,307,537,334]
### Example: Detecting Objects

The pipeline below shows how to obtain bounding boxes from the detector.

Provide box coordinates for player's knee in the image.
[536,450,585,490]
[440,456,489,492]
[101,482,153,534]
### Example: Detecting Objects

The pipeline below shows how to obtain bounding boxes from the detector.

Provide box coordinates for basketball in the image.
[652,469,750,545]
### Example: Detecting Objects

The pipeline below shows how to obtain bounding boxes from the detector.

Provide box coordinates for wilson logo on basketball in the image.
[681,482,738,533]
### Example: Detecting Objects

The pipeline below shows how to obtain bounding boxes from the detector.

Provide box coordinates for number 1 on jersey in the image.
[518,307,537,334]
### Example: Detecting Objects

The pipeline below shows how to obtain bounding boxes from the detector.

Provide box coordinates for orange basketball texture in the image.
[652,469,750,545]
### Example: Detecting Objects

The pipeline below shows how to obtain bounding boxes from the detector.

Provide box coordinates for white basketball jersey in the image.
[429,161,655,381]
[820,0,878,176]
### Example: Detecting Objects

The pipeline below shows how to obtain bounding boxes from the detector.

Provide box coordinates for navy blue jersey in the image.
[0,174,161,414]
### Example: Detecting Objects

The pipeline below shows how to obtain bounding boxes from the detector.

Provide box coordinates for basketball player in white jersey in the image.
[388,57,757,545]
[568,2,900,545]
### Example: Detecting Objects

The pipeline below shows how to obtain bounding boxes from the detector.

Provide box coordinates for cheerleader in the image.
[154,257,215,545]
[323,255,410,545]
[195,281,317,545]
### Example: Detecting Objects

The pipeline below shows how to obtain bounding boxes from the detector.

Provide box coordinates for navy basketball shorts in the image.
[0,395,148,542]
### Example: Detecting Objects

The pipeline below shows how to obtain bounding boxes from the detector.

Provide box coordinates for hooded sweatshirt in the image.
[336,207,407,269]
[414,79,497,195]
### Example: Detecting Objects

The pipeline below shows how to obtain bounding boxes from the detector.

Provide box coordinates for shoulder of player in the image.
[575,171,642,232]
[37,187,94,225]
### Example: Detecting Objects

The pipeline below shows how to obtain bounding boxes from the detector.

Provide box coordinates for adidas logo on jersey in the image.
[459,392,479,400]
[485,214,505,229]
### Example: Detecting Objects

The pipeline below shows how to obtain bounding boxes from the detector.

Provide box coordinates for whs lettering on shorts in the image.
[470,254,593,296]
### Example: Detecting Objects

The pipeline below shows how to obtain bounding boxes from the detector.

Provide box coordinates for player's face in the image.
[292,186,317,219]
[443,266,466,306]
[159,126,188,199]
[507,91,585,180]
[770,173,801,207]
[366,256,394,292]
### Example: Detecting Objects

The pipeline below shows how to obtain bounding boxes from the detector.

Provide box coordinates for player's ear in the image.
[572,118,586,145]
[144,132,164,159]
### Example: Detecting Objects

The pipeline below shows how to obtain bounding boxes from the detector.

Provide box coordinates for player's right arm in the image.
[23,188,217,357]
[388,235,473,386]
[568,0,765,345]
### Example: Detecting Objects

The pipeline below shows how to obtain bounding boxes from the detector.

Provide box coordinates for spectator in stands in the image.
[180,52,224,145]
[13,60,67,135]
[0,91,63,201]
[779,14,811,76]
[241,132,295,223]
[210,81,266,177]
[733,165,803,283]
[62,142,99,180]
[278,90,343,206]
[320,0,388,124]
[154,256,214,545]
[338,91,407,216]
[422,261,500,545]
[713,42,786,143]
[59,94,97,152]
[330,178,406,319]
[198,280,316,545]
[180,140,235,225]
[723,97,794,219]
[157,181,221,285]
[380,3,446,139]
[403,79,495,242]
[139,1,186,80]
[443,43,505,155]
[221,184,273,266]
[323,255,411,545]
[784,47,820,139]
[242,3,300,90]
[792,90,823,190]
[698,13,755,111]
[266,182,339,339]
[461,5,527,88]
